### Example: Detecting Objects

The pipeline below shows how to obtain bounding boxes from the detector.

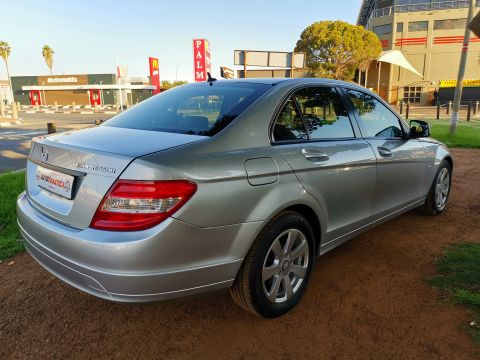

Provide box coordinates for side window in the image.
[346,89,403,138]
[295,87,354,139]
[273,99,307,141]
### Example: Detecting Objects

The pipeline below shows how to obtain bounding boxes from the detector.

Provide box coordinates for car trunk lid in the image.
[26,126,206,229]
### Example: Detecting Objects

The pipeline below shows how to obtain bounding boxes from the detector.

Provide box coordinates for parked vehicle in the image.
[17,78,452,318]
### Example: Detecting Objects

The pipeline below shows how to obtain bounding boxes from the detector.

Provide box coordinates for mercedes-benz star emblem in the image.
[41,146,48,162]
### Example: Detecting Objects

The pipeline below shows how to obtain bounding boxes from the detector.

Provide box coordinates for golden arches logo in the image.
[151,59,159,69]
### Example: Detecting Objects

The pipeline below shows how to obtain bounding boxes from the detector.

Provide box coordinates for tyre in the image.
[420,159,452,215]
[230,211,315,318]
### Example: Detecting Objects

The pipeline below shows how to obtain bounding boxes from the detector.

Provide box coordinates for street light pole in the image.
[41,82,46,106]
[176,66,181,82]
[450,0,475,134]
[99,80,104,106]
[116,53,129,112]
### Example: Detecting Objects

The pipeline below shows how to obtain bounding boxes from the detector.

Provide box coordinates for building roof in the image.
[21,84,156,91]
[357,0,376,27]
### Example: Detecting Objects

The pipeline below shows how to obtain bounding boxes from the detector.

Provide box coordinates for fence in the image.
[395,101,480,121]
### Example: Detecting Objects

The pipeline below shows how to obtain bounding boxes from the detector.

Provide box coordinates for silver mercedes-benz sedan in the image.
[17,78,452,318]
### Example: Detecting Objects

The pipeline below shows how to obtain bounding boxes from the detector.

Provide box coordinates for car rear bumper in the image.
[17,192,262,302]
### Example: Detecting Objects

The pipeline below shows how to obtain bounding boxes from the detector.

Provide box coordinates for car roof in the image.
[211,77,359,88]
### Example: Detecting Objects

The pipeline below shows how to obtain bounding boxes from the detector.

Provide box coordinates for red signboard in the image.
[149,57,160,94]
[193,39,211,82]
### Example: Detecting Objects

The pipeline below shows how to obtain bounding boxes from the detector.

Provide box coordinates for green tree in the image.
[295,21,382,81]
[42,45,54,75]
[0,41,14,103]
[161,80,188,91]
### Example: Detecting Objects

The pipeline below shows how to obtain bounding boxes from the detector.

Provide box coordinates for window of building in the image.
[396,22,404,33]
[294,87,354,139]
[396,0,431,12]
[373,24,393,36]
[378,0,394,8]
[432,0,480,10]
[403,86,422,103]
[408,21,428,32]
[433,18,467,30]
[346,89,403,138]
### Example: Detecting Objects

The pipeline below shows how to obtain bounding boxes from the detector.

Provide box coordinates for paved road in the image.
[0,113,114,171]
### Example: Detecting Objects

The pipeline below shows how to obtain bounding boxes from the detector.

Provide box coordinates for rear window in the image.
[104,82,272,136]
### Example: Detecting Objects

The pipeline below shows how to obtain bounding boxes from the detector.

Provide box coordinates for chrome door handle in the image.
[377,146,393,158]
[302,148,330,162]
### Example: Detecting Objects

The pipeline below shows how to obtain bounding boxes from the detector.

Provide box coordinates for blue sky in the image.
[1,0,361,82]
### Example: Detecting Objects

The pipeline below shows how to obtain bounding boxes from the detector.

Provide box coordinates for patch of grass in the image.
[425,120,480,148]
[429,243,480,344]
[0,171,25,260]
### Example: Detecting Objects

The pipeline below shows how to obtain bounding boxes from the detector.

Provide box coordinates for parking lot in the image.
[1,148,479,360]
[0,113,113,171]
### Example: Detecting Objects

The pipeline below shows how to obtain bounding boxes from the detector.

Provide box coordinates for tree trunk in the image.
[5,61,14,104]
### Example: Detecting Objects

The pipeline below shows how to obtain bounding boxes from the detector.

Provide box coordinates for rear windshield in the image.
[104,82,272,136]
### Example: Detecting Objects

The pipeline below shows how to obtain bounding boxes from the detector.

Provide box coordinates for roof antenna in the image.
[207,72,217,84]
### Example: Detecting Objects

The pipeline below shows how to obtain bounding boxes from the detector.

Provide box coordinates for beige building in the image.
[358,0,480,105]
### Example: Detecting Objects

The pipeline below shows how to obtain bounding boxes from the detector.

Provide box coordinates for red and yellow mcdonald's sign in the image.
[149,57,160,94]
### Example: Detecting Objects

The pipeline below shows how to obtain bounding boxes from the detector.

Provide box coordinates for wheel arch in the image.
[275,204,322,256]
[443,155,453,173]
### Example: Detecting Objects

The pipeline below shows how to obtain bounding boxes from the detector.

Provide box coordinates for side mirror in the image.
[409,120,430,139]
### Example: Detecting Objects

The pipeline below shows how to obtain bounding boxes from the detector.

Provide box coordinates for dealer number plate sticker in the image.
[36,166,74,199]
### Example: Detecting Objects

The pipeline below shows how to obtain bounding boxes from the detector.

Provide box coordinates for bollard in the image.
[17,101,20,111]
[47,123,56,134]
[399,101,404,114]
[467,102,472,121]
[406,102,410,120]
[447,101,452,114]
[115,104,120,113]
[54,101,58,112]
[95,119,104,125]
[0,100,4,118]
[436,102,440,120]
[94,103,98,112]
[12,102,18,119]
[35,101,40,112]
[72,102,76,112]
[476,101,479,115]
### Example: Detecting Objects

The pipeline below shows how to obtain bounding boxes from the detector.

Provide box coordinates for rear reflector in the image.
[90,180,197,231]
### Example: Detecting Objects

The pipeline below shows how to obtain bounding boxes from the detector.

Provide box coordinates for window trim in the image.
[292,95,311,140]
[339,86,408,140]
[270,85,359,145]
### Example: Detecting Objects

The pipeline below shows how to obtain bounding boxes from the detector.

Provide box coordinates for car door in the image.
[272,85,377,243]
[342,88,428,217]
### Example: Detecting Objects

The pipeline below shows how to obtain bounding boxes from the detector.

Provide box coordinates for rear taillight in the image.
[90,180,197,231]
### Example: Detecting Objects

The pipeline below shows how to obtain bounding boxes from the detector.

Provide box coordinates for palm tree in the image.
[42,45,54,75]
[0,41,14,104]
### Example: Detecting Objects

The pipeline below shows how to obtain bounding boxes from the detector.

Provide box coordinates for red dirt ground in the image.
[1,148,479,360]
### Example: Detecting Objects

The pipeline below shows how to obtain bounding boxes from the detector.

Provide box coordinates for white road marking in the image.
[0,130,46,139]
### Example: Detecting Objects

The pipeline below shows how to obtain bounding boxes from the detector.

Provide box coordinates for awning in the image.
[377,50,423,77]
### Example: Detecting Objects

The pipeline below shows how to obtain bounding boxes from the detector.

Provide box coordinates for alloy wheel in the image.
[435,167,450,211]
[262,228,309,304]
